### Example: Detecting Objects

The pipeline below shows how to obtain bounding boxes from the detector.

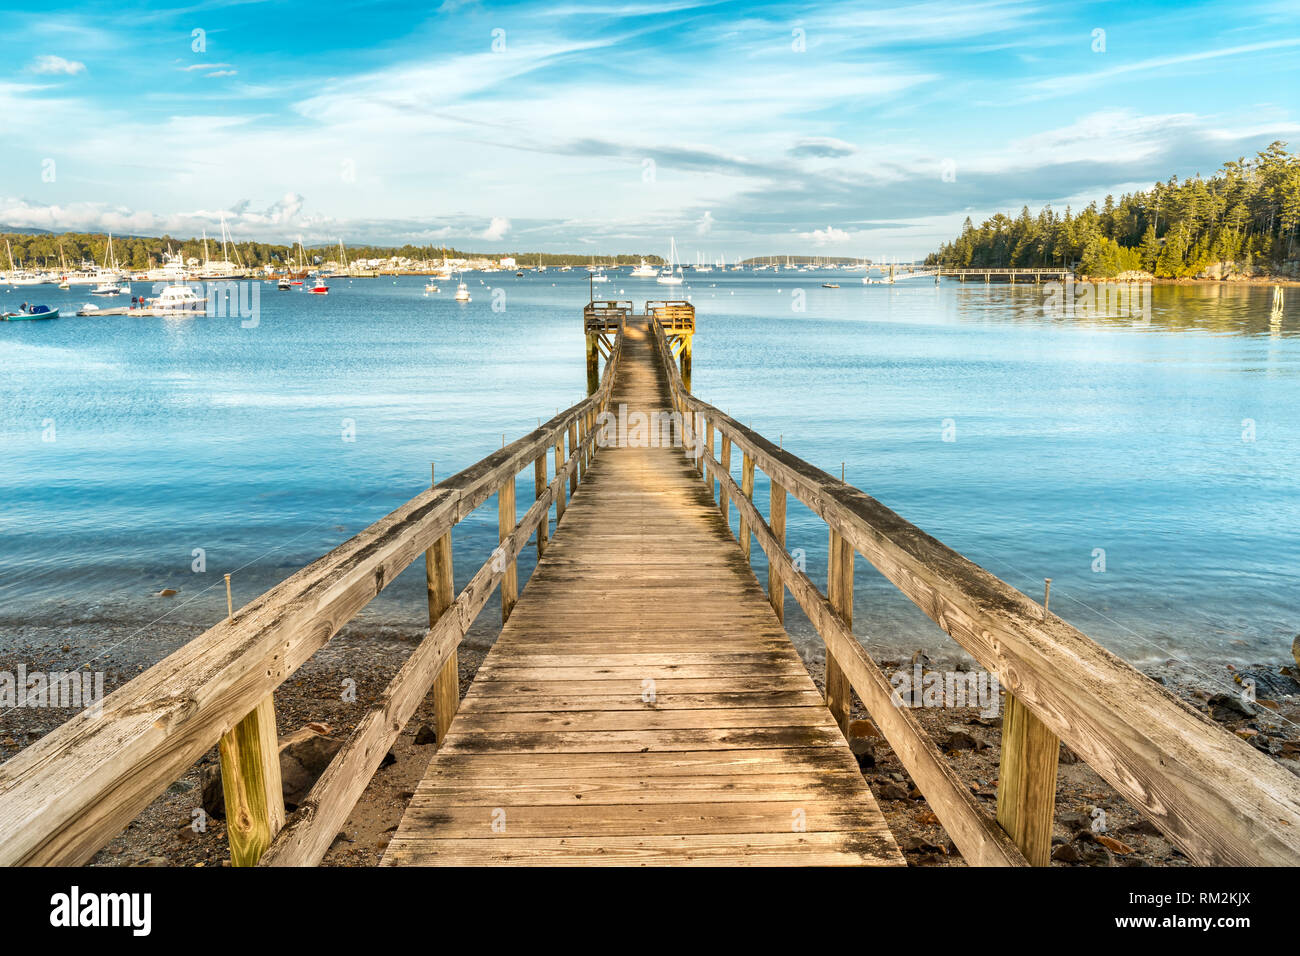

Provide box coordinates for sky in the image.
[0,0,1297,259]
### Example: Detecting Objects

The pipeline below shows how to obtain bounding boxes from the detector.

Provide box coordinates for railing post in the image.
[680,333,693,392]
[704,421,715,491]
[577,414,586,483]
[585,331,600,395]
[219,694,284,867]
[996,693,1060,866]
[553,435,566,522]
[769,480,786,622]
[427,464,457,748]
[738,452,755,562]
[534,454,549,558]
[719,434,732,525]
[568,421,579,497]
[825,528,853,735]
[498,475,517,622]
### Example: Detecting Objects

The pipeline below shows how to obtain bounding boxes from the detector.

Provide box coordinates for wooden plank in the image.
[0,375,618,865]
[498,477,517,622]
[680,385,1300,866]
[997,692,1060,867]
[769,480,786,622]
[453,706,835,733]
[218,695,284,867]
[533,455,549,558]
[261,460,564,865]
[825,527,853,735]
[383,831,902,866]
[706,451,1026,866]
[738,452,755,562]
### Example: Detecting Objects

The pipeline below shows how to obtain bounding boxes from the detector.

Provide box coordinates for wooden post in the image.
[498,475,517,622]
[553,436,566,522]
[680,334,693,392]
[704,421,715,491]
[824,528,853,735]
[219,694,284,866]
[534,455,548,558]
[427,464,458,748]
[719,435,732,525]
[568,422,579,497]
[738,452,755,562]
[586,332,600,395]
[769,481,786,622]
[996,693,1060,866]
[577,414,586,482]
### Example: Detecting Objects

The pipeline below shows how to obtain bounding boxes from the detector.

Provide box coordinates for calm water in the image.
[1,271,1297,669]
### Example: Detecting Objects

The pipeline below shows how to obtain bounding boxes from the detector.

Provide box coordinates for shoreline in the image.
[3,627,1295,868]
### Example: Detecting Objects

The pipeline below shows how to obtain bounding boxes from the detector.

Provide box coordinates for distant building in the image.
[500,257,517,268]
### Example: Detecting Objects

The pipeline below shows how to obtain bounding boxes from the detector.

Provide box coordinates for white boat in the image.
[630,258,658,278]
[424,281,440,293]
[657,238,685,285]
[454,280,471,302]
[591,271,610,283]
[148,282,206,314]
[90,281,128,296]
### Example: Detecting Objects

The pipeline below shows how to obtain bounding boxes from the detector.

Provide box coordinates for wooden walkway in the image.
[382,320,903,865]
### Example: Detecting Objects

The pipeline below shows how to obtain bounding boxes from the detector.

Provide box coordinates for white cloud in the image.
[802,225,853,245]
[180,62,235,72]
[696,211,714,235]
[480,216,511,240]
[206,70,238,78]
[30,55,85,75]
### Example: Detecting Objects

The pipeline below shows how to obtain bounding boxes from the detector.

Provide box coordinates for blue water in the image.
[1,271,1297,668]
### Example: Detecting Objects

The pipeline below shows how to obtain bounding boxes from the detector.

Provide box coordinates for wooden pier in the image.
[1,298,1298,868]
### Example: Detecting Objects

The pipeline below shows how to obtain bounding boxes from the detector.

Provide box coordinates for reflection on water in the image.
[0,272,1296,670]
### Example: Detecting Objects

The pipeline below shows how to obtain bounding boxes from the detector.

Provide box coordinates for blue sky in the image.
[1,0,1297,258]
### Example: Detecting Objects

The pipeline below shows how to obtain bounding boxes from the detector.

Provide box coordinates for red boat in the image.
[308,279,329,295]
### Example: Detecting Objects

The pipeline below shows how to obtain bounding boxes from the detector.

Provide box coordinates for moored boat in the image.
[3,304,59,320]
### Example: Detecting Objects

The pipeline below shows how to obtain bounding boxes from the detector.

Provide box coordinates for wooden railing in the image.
[649,317,1300,867]
[583,300,631,332]
[0,327,626,867]
[646,300,695,333]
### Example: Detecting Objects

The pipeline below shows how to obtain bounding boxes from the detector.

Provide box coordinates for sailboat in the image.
[454,274,471,302]
[657,238,684,285]
[630,258,658,278]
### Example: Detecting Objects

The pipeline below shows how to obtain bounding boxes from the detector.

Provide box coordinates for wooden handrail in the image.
[648,316,1300,867]
[0,327,625,867]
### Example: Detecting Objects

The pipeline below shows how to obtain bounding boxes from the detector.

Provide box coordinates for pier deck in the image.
[381,320,902,865]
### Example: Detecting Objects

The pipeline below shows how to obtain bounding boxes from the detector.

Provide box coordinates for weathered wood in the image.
[768,480,786,622]
[553,438,566,522]
[738,452,755,562]
[260,467,560,866]
[499,477,518,622]
[997,693,1060,866]
[669,375,1300,866]
[0,335,623,867]
[568,422,579,497]
[719,434,732,524]
[218,695,284,867]
[825,528,853,735]
[703,457,1026,866]
[427,467,458,748]
[383,318,902,867]
[533,455,549,558]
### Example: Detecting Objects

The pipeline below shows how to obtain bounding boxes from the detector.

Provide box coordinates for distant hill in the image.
[0,225,53,235]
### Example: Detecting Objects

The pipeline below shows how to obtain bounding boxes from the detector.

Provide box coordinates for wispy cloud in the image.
[30,54,85,75]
